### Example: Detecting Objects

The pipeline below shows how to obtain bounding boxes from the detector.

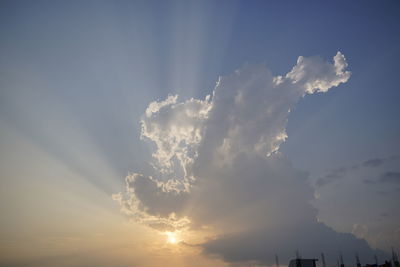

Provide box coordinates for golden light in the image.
[166,232,178,244]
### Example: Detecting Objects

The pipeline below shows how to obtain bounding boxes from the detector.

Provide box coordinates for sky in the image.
[1,1,400,266]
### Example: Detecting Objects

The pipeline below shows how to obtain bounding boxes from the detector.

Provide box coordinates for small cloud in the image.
[316,168,347,187]
[352,223,368,239]
[363,158,384,167]
[380,171,400,183]
[317,156,400,187]
[286,51,351,94]
[363,179,377,185]
[316,178,329,187]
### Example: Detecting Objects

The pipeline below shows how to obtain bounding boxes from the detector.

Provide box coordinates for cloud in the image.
[114,52,384,264]
[141,94,212,183]
[316,156,399,187]
[352,224,369,239]
[285,52,351,94]
[380,172,400,183]
[316,167,349,187]
[363,158,385,167]
[363,171,400,185]
[313,156,400,253]
[203,223,376,265]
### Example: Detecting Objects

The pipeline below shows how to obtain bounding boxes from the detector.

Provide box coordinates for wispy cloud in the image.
[317,156,399,187]
[380,171,400,183]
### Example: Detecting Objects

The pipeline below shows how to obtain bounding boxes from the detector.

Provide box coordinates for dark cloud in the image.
[202,222,385,266]
[380,172,400,183]
[363,158,385,167]
[363,172,400,186]
[363,179,377,185]
[316,168,348,187]
[317,156,399,187]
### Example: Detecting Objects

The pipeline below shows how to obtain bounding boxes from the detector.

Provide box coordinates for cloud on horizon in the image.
[113,52,386,265]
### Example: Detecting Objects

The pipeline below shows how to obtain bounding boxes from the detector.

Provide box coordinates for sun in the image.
[166,232,178,244]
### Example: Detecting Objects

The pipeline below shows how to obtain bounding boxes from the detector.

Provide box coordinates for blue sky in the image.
[2,1,399,174]
[1,1,400,266]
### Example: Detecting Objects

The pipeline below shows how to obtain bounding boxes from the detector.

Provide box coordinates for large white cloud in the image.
[114,52,385,265]
[141,96,211,183]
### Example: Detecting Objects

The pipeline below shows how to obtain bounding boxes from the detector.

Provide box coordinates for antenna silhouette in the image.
[296,250,302,267]
[392,247,400,267]
[356,252,361,267]
[340,252,345,267]
[321,253,326,267]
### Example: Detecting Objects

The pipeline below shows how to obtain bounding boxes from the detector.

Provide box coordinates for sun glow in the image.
[166,232,178,244]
